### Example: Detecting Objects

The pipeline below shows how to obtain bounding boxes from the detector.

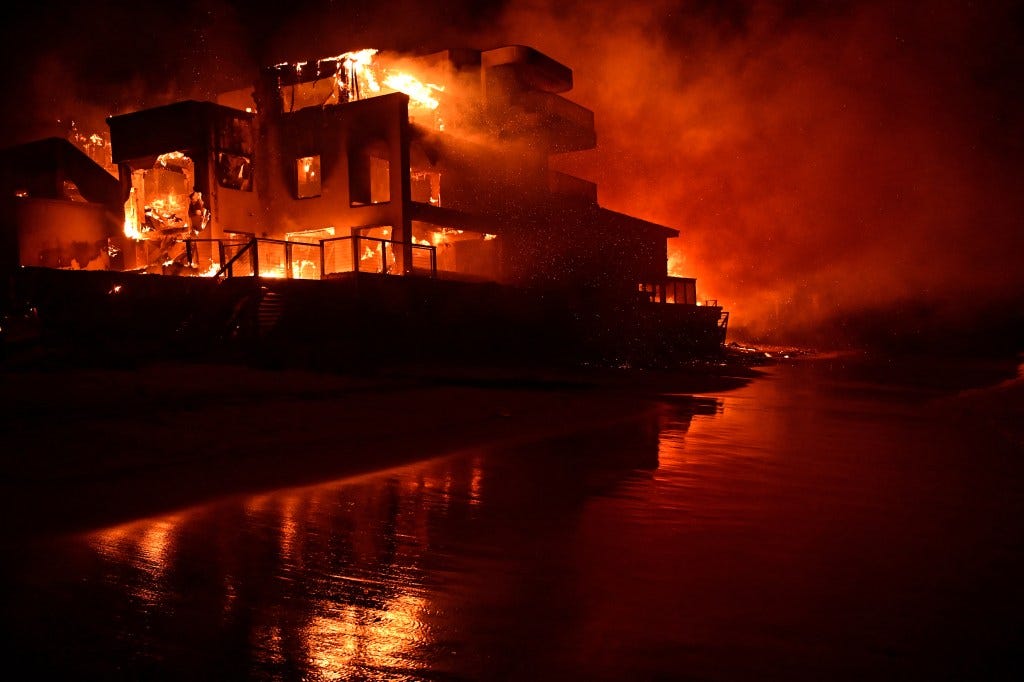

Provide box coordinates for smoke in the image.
[0,0,256,144]
[3,0,1021,349]
[485,0,1024,346]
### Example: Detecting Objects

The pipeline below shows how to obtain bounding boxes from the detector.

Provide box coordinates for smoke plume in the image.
[486,0,1024,347]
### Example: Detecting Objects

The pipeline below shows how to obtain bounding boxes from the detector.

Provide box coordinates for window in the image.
[411,170,441,205]
[296,155,321,198]
[127,151,194,235]
[349,140,390,206]
[217,152,253,191]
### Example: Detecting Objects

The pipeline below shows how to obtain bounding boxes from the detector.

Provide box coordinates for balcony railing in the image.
[183,236,437,281]
[320,236,436,277]
[638,276,698,305]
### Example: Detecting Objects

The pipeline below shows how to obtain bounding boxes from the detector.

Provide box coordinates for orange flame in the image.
[382,72,443,110]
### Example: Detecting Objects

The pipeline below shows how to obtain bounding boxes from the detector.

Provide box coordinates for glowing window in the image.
[296,155,321,198]
[217,153,253,191]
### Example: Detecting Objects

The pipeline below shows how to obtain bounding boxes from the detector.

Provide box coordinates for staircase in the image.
[257,289,285,337]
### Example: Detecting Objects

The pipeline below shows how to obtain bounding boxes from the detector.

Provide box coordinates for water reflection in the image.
[9,362,1022,680]
[90,514,183,608]
[9,404,692,680]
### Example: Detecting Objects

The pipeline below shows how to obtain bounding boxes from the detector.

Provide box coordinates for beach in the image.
[0,358,756,541]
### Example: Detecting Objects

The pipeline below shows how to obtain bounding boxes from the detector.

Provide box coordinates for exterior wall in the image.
[209,182,262,237]
[255,91,413,269]
[101,52,677,291]
[499,215,667,290]
[109,102,259,242]
[419,135,549,216]
[10,198,120,269]
[0,138,124,272]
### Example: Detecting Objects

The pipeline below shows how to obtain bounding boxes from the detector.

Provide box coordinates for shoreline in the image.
[1,359,759,542]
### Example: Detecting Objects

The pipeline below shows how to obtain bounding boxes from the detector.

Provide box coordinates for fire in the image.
[338,48,381,95]
[65,122,117,176]
[430,228,464,246]
[156,151,187,166]
[667,251,686,278]
[382,73,443,110]
[123,187,144,240]
[281,49,445,119]
[198,261,221,277]
[300,157,316,179]
[123,150,195,241]
[292,259,319,279]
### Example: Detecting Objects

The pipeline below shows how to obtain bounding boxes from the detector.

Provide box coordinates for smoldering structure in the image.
[0,46,727,366]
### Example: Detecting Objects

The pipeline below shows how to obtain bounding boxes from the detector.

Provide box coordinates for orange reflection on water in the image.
[304,592,429,679]
[88,514,186,606]
[278,494,300,564]
[469,455,484,507]
[654,396,726,471]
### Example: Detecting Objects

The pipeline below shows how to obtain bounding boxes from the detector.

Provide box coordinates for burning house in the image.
[1,45,727,367]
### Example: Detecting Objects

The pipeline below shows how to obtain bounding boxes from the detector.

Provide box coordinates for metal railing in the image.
[183,238,244,277]
[184,236,437,282]
[214,238,258,280]
[320,236,436,277]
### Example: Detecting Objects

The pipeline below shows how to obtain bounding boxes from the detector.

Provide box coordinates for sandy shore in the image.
[0,360,757,541]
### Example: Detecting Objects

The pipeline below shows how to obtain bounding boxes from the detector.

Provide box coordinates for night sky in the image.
[2,1,1021,348]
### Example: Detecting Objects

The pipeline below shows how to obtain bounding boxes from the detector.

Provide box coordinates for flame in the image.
[667,252,686,278]
[343,49,381,92]
[284,49,445,120]
[292,259,319,279]
[197,261,221,277]
[123,187,144,240]
[156,151,188,167]
[301,157,316,178]
[429,228,464,246]
[382,72,443,110]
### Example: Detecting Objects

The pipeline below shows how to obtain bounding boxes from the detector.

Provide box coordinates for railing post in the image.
[251,239,260,277]
[319,240,325,279]
[381,241,388,274]
[352,235,360,273]
[430,246,437,277]
[285,241,293,279]
[218,241,225,272]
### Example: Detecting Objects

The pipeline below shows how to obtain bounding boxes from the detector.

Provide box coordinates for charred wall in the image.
[10,198,120,270]
[255,90,412,251]
[108,102,260,239]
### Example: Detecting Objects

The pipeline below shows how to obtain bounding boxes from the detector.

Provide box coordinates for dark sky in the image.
[2,0,1022,345]
[0,0,507,142]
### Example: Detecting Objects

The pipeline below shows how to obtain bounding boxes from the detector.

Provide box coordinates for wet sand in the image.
[5,355,1021,680]
[0,360,756,541]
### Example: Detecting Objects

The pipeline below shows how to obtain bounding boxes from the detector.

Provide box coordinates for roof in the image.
[0,137,120,207]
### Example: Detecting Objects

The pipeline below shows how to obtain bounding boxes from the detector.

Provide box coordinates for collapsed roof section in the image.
[261,45,596,155]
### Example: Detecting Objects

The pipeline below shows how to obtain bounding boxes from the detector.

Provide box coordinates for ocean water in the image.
[7,357,1023,680]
